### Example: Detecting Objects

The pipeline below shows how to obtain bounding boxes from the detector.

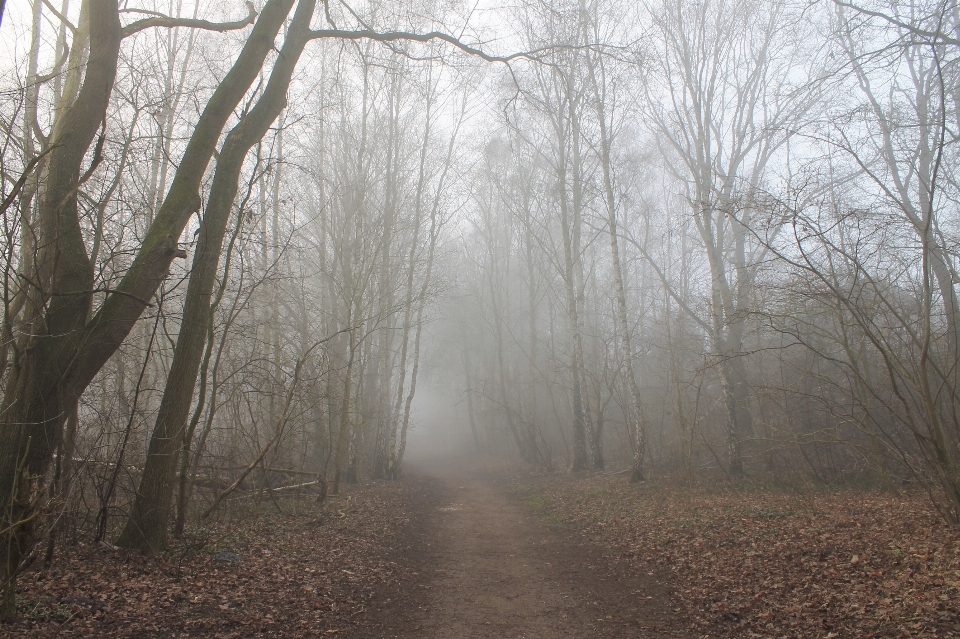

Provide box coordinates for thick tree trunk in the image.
[701,216,753,479]
[1,1,293,609]
[0,0,121,617]
[116,0,313,554]
[719,354,751,478]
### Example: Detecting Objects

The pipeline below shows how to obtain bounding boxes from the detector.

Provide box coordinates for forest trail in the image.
[365,459,686,639]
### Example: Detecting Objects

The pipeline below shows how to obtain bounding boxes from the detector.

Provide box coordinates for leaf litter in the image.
[7,477,425,638]
[515,474,960,638]
[11,465,960,639]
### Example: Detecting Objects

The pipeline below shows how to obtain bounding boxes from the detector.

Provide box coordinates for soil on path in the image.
[358,459,689,639]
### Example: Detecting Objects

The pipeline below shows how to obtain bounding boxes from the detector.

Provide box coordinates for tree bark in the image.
[116,0,314,554]
[0,0,120,617]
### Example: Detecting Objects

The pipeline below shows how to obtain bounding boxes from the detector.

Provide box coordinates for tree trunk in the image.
[461,338,482,451]
[0,0,121,617]
[370,72,401,480]
[558,158,588,472]
[116,0,313,554]
[392,212,440,479]
[584,38,646,481]
[332,325,357,495]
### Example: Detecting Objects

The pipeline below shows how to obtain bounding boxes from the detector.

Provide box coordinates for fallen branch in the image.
[199,397,292,519]
[600,468,633,477]
[200,336,331,519]
[198,465,319,476]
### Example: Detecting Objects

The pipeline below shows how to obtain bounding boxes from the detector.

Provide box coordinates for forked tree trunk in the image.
[0,0,121,617]
[116,0,314,554]
[1,0,292,611]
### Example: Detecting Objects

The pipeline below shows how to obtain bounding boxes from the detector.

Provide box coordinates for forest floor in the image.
[510,468,960,639]
[8,478,424,638]
[5,457,960,638]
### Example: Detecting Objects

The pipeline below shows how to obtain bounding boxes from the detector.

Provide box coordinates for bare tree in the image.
[641,0,815,476]
[116,0,318,554]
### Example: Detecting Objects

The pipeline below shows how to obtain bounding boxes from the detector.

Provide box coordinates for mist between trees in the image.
[0,0,958,620]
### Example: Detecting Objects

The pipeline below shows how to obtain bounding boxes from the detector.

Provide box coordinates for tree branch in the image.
[52,288,154,307]
[620,230,713,334]
[834,0,960,47]
[42,0,77,33]
[0,147,56,220]
[122,2,257,39]
[307,28,588,63]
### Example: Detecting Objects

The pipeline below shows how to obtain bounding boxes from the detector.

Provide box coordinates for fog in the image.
[2,0,960,595]
[403,383,472,464]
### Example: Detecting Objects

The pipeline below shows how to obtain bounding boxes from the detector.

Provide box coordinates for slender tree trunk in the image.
[173,173,250,537]
[584,39,646,480]
[521,190,549,468]
[371,72,401,480]
[95,307,161,543]
[388,94,430,477]
[201,354,307,520]
[567,74,597,473]
[332,325,356,494]
[183,272,243,527]
[460,333,482,451]
[393,209,441,479]
[558,156,588,472]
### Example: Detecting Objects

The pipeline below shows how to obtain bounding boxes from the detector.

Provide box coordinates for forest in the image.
[1,0,960,636]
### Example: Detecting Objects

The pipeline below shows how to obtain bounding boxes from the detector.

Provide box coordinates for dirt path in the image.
[358,460,687,639]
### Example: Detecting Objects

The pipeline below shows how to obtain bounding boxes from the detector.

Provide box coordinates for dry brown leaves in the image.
[518,475,960,638]
[7,478,422,638]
